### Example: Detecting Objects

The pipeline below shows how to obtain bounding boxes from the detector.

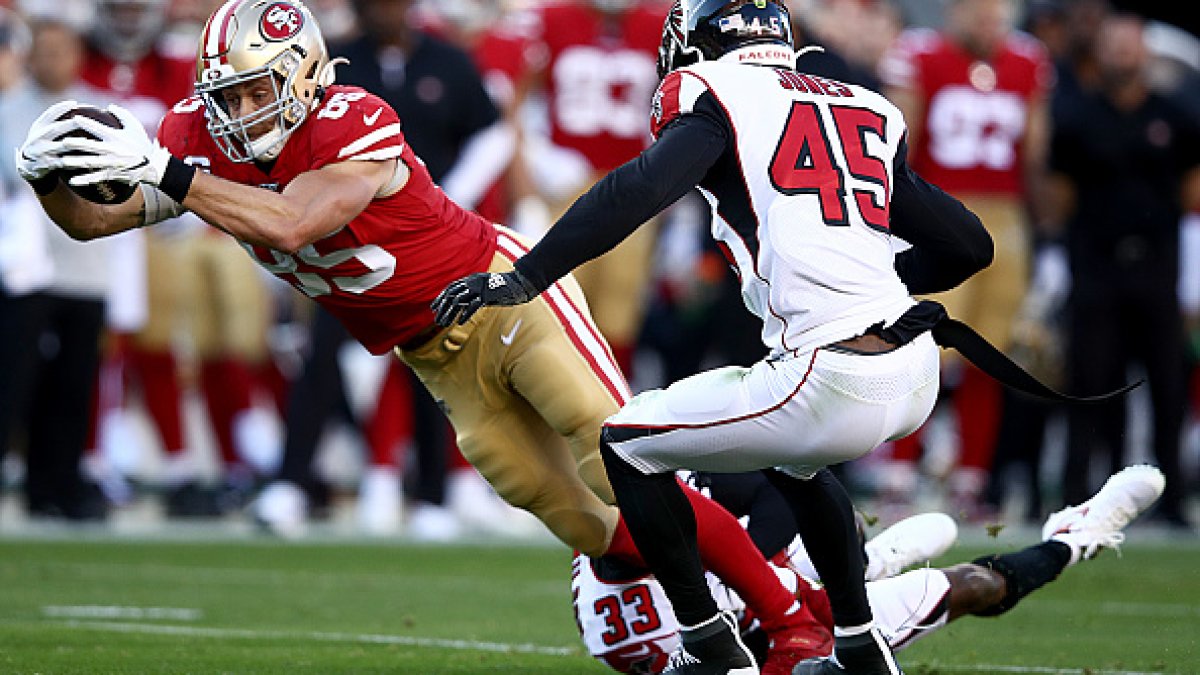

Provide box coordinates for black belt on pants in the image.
[868,300,1140,404]
[399,322,443,351]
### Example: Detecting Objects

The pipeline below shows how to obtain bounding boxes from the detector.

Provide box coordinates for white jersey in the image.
[651,58,915,355]
[572,549,951,674]
[570,555,680,673]
[571,552,755,674]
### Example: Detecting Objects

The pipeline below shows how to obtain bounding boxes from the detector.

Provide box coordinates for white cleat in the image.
[447,468,543,538]
[406,502,463,542]
[357,466,403,536]
[865,512,958,581]
[252,480,308,539]
[1042,464,1165,565]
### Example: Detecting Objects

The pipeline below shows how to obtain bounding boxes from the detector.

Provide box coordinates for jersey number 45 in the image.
[770,102,891,232]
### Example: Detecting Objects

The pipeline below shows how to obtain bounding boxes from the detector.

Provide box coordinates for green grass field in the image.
[0,535,1197,674]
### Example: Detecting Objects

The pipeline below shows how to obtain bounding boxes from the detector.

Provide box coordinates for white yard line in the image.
[43,606,203,621]
[50,620,577,656]
[46,620,1171,672]
[912,662,1166,667]
[1100,601,1200,618]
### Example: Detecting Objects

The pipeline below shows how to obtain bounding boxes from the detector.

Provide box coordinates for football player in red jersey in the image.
[513,0,671,375]
[18,1,828,669]
[878,0,1056,515]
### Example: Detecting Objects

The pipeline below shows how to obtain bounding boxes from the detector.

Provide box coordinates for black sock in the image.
[971,541,1072,616]
[599,437,719,626]
[764,468,872,628]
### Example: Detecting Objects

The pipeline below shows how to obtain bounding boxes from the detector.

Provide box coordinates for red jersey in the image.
[880,28,1053,196]
[81,46,195,110]
[525,2,666,172]
[475,23,536,107]
[157,85,499,354]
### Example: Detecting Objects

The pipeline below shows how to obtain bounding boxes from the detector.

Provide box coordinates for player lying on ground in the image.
[15,2,830,670]
[572,465,1164,674]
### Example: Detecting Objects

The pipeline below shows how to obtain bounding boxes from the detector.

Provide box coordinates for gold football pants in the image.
[398,227,629,556]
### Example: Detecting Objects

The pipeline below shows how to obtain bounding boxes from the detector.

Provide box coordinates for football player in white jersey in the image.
[572,465,1165,674]
[434,1,993,673]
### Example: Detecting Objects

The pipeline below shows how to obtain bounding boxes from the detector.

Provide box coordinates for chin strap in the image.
[794,44,825,59]
[318,57,349,90]
[248,126,286,162]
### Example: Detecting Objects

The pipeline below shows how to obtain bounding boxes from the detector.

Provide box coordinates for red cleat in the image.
[760,601,834,675]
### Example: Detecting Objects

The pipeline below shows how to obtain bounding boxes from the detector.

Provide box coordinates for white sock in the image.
[834,621,874,638]
[233,407,281,475]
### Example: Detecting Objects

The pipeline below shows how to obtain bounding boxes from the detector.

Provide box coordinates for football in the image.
[54,105,138,205]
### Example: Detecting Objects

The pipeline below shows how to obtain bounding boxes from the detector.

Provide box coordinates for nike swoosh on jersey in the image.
[363,107,384,126]
[624,644,653,659]
[500,318,523,345]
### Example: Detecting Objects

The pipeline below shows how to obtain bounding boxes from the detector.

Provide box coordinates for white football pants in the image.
[605,333,940,478]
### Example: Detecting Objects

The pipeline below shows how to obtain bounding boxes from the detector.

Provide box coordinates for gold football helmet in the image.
[195,0,340,162]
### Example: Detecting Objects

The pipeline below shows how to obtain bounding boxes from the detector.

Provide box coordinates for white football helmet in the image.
[195,0,340,162]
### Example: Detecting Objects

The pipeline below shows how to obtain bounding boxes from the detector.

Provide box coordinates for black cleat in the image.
[164,482,223,518]
[665,611,760,674]
[791,629,902,675]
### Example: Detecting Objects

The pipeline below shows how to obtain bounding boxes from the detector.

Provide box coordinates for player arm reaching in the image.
[13,100,147,240]
[18,100,398,253]
[169,157,395,253]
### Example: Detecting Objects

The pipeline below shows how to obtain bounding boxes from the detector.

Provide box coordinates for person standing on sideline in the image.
[1049,13,1200,530]
[253,0,514,537]
[433,2,993,673]
[878,0,1055,516]
[0,17,110,520]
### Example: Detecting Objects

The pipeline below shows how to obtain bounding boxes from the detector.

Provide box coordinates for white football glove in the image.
[14,99,84,182]
[56,104,172,188]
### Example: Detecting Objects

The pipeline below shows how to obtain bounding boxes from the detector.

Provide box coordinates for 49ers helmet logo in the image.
[260,2,303,41]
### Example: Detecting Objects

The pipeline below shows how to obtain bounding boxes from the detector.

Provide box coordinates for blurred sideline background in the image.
[0,0,1197,543]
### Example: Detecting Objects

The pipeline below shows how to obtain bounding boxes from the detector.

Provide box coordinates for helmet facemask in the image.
[197,47,313,163]
[195,0,335,163]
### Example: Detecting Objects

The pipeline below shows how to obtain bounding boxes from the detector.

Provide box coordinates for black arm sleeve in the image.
[514,96,730,291]
[890,142,995,294]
